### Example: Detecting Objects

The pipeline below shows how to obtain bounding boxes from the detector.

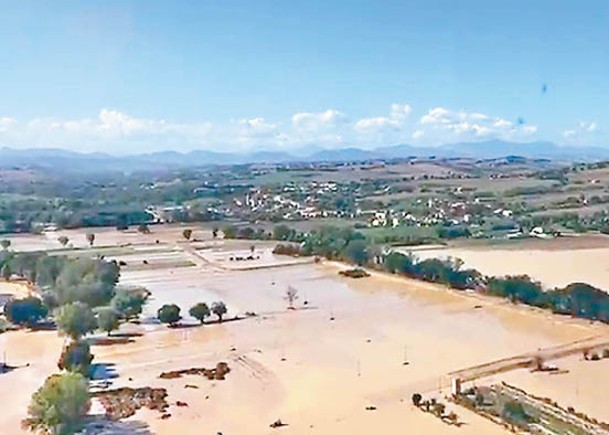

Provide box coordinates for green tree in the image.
[23,372,90,435]
[223,225,236,239]
[211,301,227,322]
[502,400,533,425]
[343,239,368,266]
[110,288,148,320]
[57,340,94,376]
[383,252,414,275]
[85,233,95,247]
[157,304,181,326]
[56,302,97,340]
[0,239,11,251]
[96,307,119,336]
[3,297,48,327]
[189,302,210,324]
[273,224,293,241]
[182,229,192,241]
[488,275,544,306]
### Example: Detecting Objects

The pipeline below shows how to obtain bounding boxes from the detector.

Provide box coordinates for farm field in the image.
[410,235,609,290]
[2,228,609,434]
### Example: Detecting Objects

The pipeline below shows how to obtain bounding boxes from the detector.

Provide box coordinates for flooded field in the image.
[1,227,609,434]
[407,235,609,290]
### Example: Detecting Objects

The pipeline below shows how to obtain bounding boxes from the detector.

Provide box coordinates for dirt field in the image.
[411,235,609,290]
[1,228,609,434]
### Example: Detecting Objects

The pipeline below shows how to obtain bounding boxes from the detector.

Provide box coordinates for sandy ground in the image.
[1,229,609,434]
[0,282,34,308]
[0,223,215,252]
[498,354,609,423]
[406,235,609,290]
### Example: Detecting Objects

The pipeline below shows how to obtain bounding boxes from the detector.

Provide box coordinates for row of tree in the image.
[0,250,152,434]
[157,301,228,326]
[269,224,609,326]
[381,252,609,324]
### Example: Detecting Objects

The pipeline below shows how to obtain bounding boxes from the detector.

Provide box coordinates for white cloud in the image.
[237,117,277,136]
[0,117,17,132]
[417,107,537,142]
[562,121,598,140]
[355,103,412,133]
[420,107,451,125]
[412,130,424,139]
[0,104,558,154]
[0,109,215,153]
[291,109,344,132]
[563,129,577,138]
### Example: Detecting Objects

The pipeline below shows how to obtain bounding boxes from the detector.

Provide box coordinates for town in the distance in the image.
[3,1,609,434]
[2,151,609,434]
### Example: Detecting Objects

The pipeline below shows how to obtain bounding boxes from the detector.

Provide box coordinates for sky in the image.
[1,0,609,154]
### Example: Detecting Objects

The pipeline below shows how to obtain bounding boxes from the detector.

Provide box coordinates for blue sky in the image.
[1,1,608,153]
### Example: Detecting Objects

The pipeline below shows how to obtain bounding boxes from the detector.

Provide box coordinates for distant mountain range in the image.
[1,140,609,172]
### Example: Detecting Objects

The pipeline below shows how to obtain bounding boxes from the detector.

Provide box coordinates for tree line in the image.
[269,224,609,326]
[0,250,150,434]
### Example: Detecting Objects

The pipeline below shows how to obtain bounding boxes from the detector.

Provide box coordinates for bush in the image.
[111,287,148,320]
[157,304,181,326]
[338,268,370,278]
[343,239,368,266]
[23,372,90,435]
[412,393,422,406]
[273,243,303,256]
[56,302,97,340]
[211,301,227,322]
[189,302,210,324]
[3,297,47,327]
[57,340,94,376]
[502,400,533,425]
[96,307,119,336]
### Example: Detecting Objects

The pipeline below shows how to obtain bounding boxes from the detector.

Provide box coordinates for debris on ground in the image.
[94,387,169,420]
[270,419,287,428]
[159,362,230,381]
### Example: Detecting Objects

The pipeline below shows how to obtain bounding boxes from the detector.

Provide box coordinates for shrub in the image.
[96,307,119,336]
[3,297,47,327]
[157,304,181,326]
[189,303,210,324]
[57,340,94,376]
[23,373,90,435]
[273,244,303,256]
[56,302,97,340]
[502,400,533,425]
[111,287,148,320]
[211,301,227,322]
[412,393,422,406]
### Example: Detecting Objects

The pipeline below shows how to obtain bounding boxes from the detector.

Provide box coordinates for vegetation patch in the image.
[93,387,169,420]
[159,362,230,381]
[455,383,609,433]
[338,268,370,278]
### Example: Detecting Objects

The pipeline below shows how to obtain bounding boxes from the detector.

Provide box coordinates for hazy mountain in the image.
[2,140,609,172]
